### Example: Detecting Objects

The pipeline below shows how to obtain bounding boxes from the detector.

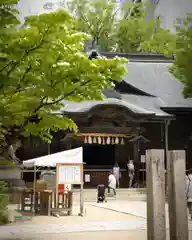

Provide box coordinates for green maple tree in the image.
[0,2,127,161]
[170,14,192,98]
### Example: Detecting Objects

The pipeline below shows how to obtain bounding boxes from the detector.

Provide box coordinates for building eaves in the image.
[61,98,155,116]
[102,52,174,63]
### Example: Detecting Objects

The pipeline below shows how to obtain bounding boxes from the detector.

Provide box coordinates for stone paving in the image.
[0,220,146,239]
[1,203,146,239]
[1,231,149,240]
[91,200,192,230]
[92,201,148,219]
[1,201,192,240]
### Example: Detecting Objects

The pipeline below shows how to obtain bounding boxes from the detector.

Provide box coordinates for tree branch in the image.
[0,59,14,72]
[0,27,50,91]
[12,65,32,95]
[0,77,93,156]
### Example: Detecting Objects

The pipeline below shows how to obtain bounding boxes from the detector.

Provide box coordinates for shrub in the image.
[0,181,9,224]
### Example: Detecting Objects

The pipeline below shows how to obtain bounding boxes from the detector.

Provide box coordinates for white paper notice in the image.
[85,174,90,182]
[58,165,81,184]
[141,155,146,163]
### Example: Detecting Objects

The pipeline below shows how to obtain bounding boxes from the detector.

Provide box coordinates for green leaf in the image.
[170,14,192,98]
[0,6,127,162]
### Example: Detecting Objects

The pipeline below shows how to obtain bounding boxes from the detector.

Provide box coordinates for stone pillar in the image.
[146,149,166,240]
[167,150,188,240]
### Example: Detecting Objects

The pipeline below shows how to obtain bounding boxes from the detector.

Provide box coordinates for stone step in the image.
[73,188,146,202]
[73,188,146,193]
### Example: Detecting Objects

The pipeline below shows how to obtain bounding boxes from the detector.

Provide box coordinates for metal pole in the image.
[47,143,50,155]
[32,165,36,217]
[133,141,137,187]
[164,120,170,197]
[137,140,140,187]
[79,182,84,216]
[142,163,145,187]
[164,120,170,168]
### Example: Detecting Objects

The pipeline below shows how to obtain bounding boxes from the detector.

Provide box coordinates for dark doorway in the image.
[83,145,115,166]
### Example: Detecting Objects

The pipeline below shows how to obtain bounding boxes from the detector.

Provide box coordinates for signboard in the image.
[85,174,90,182]
[56,164,83,184]
[141,155,146,163]
[64,184,72,191]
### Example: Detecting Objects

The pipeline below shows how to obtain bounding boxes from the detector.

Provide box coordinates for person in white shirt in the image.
[108,171,116,196]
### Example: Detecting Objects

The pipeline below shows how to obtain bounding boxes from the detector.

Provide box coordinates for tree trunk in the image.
[0,140,21,164]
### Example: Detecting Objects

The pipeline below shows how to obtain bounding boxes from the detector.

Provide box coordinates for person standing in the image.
[108,171,116,196]
[127,159,135,188]
[186,169,192,220]
[113,162,121,188]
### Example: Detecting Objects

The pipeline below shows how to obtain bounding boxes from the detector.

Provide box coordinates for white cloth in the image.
[23,147,82,167]
[187,174,192,202]
[108,174,116,189]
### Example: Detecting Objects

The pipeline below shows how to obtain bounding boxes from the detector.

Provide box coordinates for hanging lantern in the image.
[120,137,124,145]
[88,136,92,144]
[106,136,110,144]
[111,137,114,144]
[102,137,105,145]
[84,136,87,144]
[93,137,97,144]
[98,136,102,144]
[115,137,119,144]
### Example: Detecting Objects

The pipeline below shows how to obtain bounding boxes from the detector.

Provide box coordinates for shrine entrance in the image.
[83,144,115,167]
[75,131,133,188]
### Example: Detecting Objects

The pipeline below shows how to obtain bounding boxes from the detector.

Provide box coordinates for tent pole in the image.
[32,165,36,217]
[79,182,84,216]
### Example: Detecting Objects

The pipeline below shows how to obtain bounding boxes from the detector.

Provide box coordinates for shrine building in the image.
[18,53,192,188]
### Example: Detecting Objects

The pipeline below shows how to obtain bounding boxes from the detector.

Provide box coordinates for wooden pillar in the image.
[164,120,170,199]
[164,120,170,167]
[146,149,166,240]
[167,150,188,240]
[133,140,140,186]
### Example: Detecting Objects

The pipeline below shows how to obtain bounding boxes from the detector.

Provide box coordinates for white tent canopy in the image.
[23,147,83,168]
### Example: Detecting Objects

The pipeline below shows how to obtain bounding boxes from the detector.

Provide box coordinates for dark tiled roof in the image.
[57,53,192,118]
[123,62,192,108]
[121,94,170,117]
[60,96,171,118]
[61,98,156,116]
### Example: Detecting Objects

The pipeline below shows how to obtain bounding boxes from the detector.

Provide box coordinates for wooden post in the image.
[146,149,166,240]
[167,150,188,240]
